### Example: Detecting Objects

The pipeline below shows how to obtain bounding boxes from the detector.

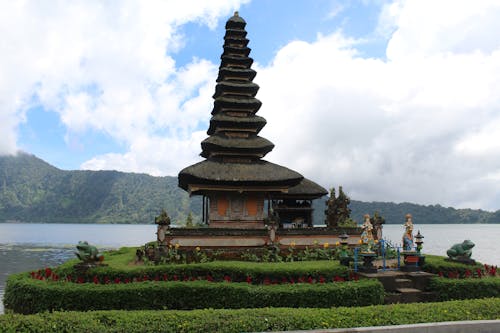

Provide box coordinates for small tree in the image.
[154,209,171,226]
[185,212,194,228]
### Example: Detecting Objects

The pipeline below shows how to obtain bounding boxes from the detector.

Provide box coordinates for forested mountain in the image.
[0,153,201,224]
[1,153,498,224]
[348,200,498,225]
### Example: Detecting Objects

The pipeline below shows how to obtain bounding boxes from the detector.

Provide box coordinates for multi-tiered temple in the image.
[179,12,327,229]
[157,13,360,249]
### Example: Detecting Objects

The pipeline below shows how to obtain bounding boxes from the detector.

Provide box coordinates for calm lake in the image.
[1,223,499,314]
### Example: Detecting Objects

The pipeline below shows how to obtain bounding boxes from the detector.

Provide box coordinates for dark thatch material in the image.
[207,114,266,135]
[213,81,259,98]
[220,55,253,68]
[217,67,256,82]
[225,12,246,29]
[272,178,328,199]
[223,45,251,57]
[224,28,247,38]
[212,97,262,114]
[202,135,273,150]
[178,159,303,190]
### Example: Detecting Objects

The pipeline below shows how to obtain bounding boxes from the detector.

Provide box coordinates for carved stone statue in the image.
[325,187,338,227]
[336,186,351,225]
[402,213,414,251]
[155,209,171,244]
[155,209,171,226]
[360,214,374,251]
[325,186,352,228]
[75,241,103,264]
[370,211,385,240]
[447,240,475,263]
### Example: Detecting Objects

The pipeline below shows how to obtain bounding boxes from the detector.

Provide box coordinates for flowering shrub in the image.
[422,255,497,279]
[429,276,500,301]
[433,264,498,279]
[5,273,383,314]
[28,267,358,286]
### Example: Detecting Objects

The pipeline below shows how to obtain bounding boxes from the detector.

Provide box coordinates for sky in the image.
[1,0,500,211]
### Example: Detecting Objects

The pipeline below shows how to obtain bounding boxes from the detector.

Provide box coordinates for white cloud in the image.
[0,0,247,154]
[81,131,206,176]
[255,1,500,210]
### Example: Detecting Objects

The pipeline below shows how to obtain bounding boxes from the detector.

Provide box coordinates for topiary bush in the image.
[422,255,484,277]
[428,277,500,301]
[52,260,351,285]
[4,273,383,314]
[1,298,500,333]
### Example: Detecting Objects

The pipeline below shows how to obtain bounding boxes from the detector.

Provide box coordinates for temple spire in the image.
[201,11,272,162]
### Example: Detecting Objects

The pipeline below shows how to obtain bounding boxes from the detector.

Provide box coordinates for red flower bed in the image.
[436,264,498,279]
[29,267,360,286]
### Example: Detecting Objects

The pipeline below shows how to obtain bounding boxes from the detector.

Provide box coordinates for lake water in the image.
[1,223,499,314]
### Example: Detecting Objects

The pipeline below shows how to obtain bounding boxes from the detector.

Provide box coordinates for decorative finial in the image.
[234,11,239,16]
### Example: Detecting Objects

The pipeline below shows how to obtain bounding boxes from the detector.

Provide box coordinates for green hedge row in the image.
[4,273,383,314]
[422,255,483,277]
[429,277,500,301]
[2,298,500,333]
[53,260,350,284]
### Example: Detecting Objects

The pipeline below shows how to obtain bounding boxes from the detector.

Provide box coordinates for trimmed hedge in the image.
[4,273,383,314]
[1,298,500,333]
[429,277,500,301]
[422,255,483,277]
[52,259,350,284]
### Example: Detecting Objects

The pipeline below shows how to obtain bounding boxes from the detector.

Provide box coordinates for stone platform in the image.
[160,226,362,249]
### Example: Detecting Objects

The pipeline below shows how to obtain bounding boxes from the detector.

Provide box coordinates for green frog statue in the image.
[446,240,475,264]
[75,241,103,264]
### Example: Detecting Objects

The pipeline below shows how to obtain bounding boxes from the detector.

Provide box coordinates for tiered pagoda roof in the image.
[178,12,326,197]
[202,13,270,160]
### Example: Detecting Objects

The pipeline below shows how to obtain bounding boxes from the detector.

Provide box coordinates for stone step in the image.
[396,287,423,303]
[384,293,402,304]
[395,278,413,288]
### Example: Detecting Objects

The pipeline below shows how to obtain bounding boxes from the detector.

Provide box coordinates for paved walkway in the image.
[268,320,500,333]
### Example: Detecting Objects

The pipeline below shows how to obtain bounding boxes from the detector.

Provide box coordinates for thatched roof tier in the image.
[178,159,303,191]
[225,12,246,29]
[207,114,266,135]
[201,135,273,158]
[220,55,253,68]
[224,36,249,48]
[223,45,251,58]
[212,97,262,114]
[224,27,247,38]
[272,178,328,200]
[217,67,256,82]
[213,81,259,99]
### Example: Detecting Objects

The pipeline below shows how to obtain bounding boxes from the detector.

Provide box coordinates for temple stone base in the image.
[161,227,362,249]
[209,221,266,229]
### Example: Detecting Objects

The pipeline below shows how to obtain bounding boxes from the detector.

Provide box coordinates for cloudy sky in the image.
[1,0,500,211]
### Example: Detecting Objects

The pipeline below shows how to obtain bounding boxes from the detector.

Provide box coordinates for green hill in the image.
[0,153,201,224]
[348,200,498,224]
[0,153,498,224]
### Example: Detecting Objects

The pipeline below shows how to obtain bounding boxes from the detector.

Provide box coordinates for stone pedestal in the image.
[401,252,421,272]
[358,252,377,273]
[445,257,476,265]
[340,257,350,266]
